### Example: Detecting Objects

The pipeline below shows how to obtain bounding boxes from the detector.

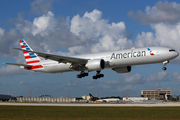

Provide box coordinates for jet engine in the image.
[85,59,105,71]
[112,66,131,73]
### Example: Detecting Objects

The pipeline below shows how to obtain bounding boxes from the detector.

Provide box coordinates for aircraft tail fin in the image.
[19,40,41,65]
[89,93,94,99]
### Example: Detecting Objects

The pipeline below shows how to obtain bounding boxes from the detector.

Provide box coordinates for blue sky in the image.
[1,0,180,98]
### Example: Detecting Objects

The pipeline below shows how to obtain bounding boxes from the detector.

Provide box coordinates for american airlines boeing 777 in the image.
[4,40,179,79]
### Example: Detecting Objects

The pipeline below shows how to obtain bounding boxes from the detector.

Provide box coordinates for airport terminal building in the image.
[16,97,76,102]
[141,89,171,100]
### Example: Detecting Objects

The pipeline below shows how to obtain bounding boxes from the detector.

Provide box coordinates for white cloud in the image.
[70,9,133,53]
[172,72,180,81]
[135,32,156,48]
[101,80,119,85]
[153,23,180,50]
[122,73,145,84]
[132,2,180,62]
[83,9,102,22]
[67,80,80,87]
[134,22,180,62]
[120,71,170,84]
[32,11,55,36]
[0,65,28,77]
[116,85,137,96]
[147,71,169,81]
[30,0,53,14]
[19,81,32,85]
[0,28,4,38]
[70,9,102,38]
[128,1,180,24]
[0,28,21,57]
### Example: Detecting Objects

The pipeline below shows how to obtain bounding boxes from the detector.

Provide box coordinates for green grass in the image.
[0,106,180,120]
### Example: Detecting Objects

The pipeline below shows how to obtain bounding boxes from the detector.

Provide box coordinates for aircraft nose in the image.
[169,49,179,58]
[175,51,179,57]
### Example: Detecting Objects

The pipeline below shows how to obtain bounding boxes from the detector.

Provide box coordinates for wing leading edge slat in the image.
[13,48,88,64]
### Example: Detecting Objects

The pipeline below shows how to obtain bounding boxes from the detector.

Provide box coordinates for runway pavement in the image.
[1,102,180,107]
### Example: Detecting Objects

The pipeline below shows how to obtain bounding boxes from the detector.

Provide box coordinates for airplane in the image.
[4,40,179,79]
[127,99,143,103]
[89,93,120,102]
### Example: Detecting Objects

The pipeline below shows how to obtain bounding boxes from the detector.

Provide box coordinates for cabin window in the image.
[169,49,175,52]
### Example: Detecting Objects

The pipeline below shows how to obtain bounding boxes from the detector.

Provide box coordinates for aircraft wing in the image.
[3,63,32,67]
[13,48,88,64]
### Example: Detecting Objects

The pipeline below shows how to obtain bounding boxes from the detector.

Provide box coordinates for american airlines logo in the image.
[111,50,146,59]
[147,48,154,56]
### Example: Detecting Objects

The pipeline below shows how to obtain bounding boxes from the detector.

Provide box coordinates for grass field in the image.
[0,106,180,120]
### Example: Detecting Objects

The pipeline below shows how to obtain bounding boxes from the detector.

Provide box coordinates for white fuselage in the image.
[28,47,179,73]
[96,98,120,102]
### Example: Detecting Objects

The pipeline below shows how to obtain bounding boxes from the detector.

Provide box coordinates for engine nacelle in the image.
[112,66,131,73]
[85,59,105,71]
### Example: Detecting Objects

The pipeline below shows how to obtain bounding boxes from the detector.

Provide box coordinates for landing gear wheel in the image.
[93,71,104,79]
[85,73,88,76]
[77,72,89,78]
[93,76,97,79]
[162,67,167,71]
[77,74,82,78]
[76,74,80,78]
[100,74,104,77]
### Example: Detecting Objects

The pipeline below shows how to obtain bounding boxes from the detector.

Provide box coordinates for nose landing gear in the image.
[162,61,169,70]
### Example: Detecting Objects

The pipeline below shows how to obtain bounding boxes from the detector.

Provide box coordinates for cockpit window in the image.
[169,49,176,52]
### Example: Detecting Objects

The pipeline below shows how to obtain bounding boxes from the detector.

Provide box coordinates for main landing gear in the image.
[76,71,104,79]
[77,72,88,78]
[93,71,104,79]
[162,61,169,70]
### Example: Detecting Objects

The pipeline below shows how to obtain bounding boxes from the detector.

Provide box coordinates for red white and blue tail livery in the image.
[19,40,43,70]
[20,40,40,64]
[4,40,179,79]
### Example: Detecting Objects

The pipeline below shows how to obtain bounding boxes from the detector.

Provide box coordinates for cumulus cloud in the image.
[83,79,121,90]
[19,81,32,85]
[0,28,4,37]
[0,65,28,77]
[120,71,170,84]
[135,23,180,51]
[0,28,22,57]
[172,72,180,81]
[67,80,80,87]
[16,11,85,54]
[30,0,53,14]
[101,80,119,85]
[70,9,133,53]
[128,1,180,24]
[0,8,131,57]
[32,11,56,36]
[147,71,169,81]
[122,73,146,84]
[132,1,180,62]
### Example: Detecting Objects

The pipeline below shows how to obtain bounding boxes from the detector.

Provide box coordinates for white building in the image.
[141,89,171,100]
[82,95,90,100]
[16,97,76,102]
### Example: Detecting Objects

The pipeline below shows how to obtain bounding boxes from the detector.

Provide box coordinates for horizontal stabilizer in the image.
[3,63,32,67]
[12,48,22,50]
